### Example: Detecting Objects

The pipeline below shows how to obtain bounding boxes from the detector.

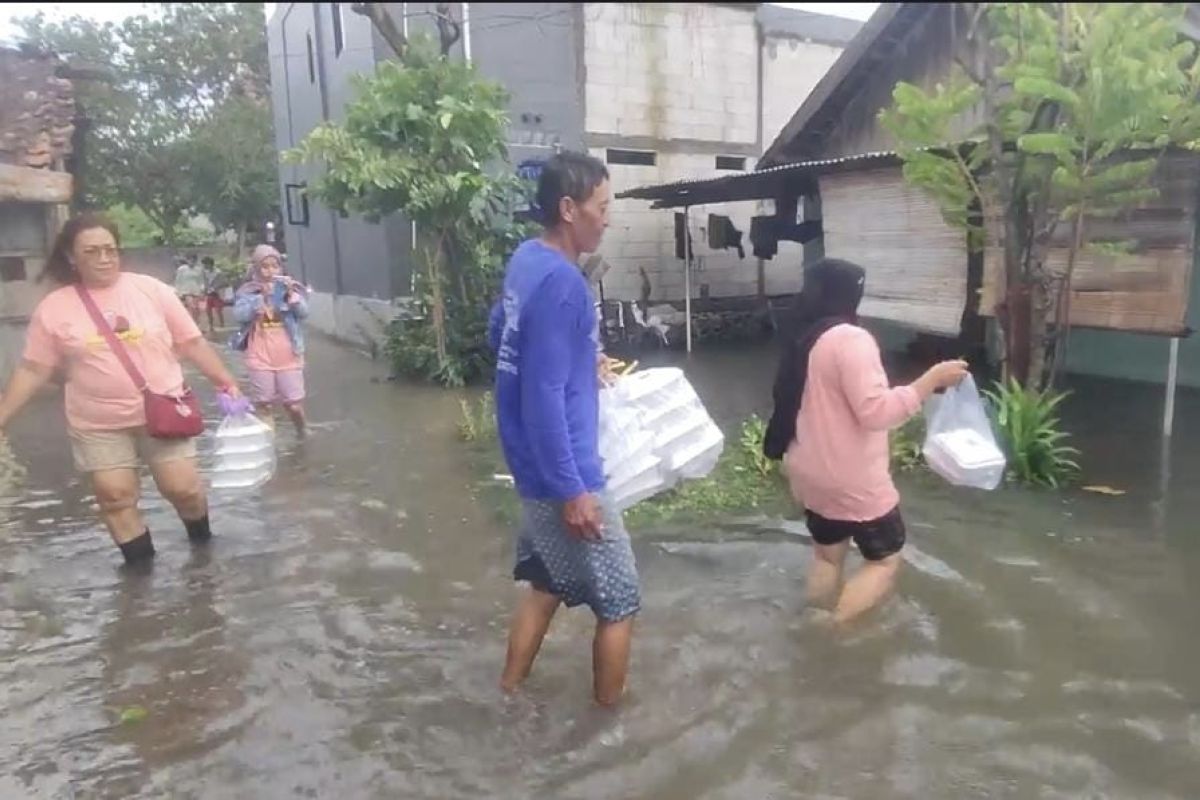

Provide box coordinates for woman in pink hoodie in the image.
[764,259,967,624]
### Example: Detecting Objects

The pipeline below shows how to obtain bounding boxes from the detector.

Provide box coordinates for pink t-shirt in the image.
[22,272,203,431]
[244,298,303,373]
[784,324,921,522]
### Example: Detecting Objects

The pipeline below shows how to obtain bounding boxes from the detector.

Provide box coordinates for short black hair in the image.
[536,151,609,227]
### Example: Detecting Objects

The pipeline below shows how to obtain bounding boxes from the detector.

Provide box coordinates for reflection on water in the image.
[0,333,1199,798]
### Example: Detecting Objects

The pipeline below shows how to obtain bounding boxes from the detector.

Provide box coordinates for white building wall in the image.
[584,4,851,303]
[760,36,845,297]
[597,150,761,303]
[760,36,844,148]
[583,3,759,143]
[584,2,761,302]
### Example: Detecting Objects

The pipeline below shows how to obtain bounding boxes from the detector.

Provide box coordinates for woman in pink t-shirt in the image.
[0,213,242,566]
[231,245,308,435]
[764,259,967,624]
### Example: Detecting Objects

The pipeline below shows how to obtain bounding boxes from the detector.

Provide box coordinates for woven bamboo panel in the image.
[821,167,969,335]
[980,153,1198,335]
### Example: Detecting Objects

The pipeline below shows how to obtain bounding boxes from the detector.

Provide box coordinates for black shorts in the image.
[805,506,906,562]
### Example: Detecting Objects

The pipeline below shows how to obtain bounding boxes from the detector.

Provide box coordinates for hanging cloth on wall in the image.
[707,214,745,259]
[674,212,695,261]
[750,215,779,260]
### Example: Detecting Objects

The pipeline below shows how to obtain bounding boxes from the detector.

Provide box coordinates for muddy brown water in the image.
[2,329,1200,798]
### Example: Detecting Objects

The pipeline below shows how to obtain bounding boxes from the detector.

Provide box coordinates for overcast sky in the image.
[0,3,879,46]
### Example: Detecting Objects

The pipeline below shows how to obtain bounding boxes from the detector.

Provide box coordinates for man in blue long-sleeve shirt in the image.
[490,152,639,706]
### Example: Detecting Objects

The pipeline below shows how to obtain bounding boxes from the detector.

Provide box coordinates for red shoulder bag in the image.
[75,285,205,439]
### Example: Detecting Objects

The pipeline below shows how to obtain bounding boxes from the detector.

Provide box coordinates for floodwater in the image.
[2,329,1200,799]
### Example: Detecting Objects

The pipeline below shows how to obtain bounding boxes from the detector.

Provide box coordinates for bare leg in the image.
[807,540,850,610]
[91,468,145,545]
[501,586,560,693]
[284,402,307,437]
[593,616,634,706]
[833,553,902,624]
[206,308,216,334]
[149,457,208,522]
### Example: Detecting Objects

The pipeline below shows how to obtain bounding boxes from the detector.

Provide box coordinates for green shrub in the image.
[890,415,926,473]
[984,378,1080,488]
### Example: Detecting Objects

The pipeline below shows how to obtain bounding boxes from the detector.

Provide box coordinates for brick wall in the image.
[583,3,760,303]
[596,150,762,303]
[583,3,758,144]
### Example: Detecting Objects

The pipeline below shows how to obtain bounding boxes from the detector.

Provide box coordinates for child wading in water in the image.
[233,245,309,435]
[764,258,967,624]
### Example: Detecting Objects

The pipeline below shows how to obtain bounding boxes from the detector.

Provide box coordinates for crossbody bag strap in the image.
[74,284,148,392]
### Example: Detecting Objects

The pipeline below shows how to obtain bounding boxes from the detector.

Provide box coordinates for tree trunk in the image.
[1047,209,1086,388]
[427,230,449,369]
[351,4,409,59]
[1026,270,1053,390]
[235,223,247,260]
[978,6,1030,386]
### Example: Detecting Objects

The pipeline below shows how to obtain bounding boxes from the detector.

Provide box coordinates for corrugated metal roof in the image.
[615,150,903,209]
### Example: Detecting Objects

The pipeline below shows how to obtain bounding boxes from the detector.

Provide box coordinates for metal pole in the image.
[1164,336,1180,438]
[684,205,693,354]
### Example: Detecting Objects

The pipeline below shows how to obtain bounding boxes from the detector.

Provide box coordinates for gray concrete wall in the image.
[268,3,416,307]
[468,3,586,162]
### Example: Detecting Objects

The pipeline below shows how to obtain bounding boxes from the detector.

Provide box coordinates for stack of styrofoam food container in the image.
[600,367,725,511]
[210,414,276,491]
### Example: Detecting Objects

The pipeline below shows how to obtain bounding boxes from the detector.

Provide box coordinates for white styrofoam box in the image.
[652,404,710,452]
[610,466,674,512]
[210,458,274,491]
[923,429,1006,491]
[596,367,725,509]
[212,414,276,491]
[664,424,725,476]
[214,450,275,472]
[606,446,660,489]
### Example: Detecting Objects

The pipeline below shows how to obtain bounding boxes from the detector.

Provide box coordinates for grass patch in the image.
[457,391,496,443]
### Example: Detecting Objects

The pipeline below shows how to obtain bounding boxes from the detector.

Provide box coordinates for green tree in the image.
[15,3,274,246]
[191,96,278,255]
[880,2,1200,389]
[287,35,531,386]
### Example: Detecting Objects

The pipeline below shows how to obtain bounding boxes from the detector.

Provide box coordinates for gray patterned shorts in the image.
[514,494,641,622]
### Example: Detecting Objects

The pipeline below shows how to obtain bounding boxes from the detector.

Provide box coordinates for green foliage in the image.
[190,96,278,244]
[890,415,926,473]
[880,3,1200,389]
[627,416,791,526]
[289,35,534,387]
[15,3,275,244]
[457,392,496,443]
[738,414,776,479]
[105,204,163,248]
[288,41,511,225]
[984,378,1080,488]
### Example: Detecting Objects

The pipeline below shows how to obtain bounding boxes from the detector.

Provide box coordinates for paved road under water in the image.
[2,330,1200,798]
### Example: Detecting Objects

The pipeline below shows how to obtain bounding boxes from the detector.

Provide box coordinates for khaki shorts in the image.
[69,427,197,473]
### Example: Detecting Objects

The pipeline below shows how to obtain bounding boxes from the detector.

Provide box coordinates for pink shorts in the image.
[247,368,306,404]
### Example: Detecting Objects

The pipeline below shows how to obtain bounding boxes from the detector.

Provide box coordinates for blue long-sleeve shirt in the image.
[491,239,604,501]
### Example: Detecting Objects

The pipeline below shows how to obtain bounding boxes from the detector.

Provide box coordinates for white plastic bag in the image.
[922,374,1006,490]
[211,405,275,491]
[598,367,724,511]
